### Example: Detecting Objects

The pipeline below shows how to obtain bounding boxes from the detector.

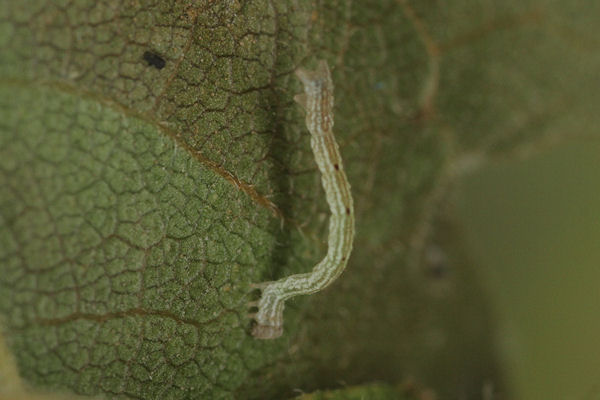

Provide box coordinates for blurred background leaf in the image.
[459,139,600,399]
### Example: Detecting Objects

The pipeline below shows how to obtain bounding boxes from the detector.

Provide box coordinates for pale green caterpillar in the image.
[250,60,355,339]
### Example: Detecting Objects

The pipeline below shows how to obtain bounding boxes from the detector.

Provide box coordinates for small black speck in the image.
[345,207,350,215]
[142,51,166,70]
[424,244,451,280]
[334,164,339,170]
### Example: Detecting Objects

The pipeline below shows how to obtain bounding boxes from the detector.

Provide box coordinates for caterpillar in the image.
[250,60,355,339]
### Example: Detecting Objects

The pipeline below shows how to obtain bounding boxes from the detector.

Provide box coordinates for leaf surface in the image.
[1,1,598,399]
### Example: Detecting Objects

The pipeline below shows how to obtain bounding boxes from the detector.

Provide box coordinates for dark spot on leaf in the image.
[424,244,451,280]
[334,163,339,170]
[346,207,350,215]
[142,51,166,70]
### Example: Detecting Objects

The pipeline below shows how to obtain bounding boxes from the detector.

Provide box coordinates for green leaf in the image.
[0,327,84,399]
[1,1,598,399]
[1,82,275,397]
[0,324,24,395]
[294,382,420,400]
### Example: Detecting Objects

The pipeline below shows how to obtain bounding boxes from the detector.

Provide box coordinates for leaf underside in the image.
[1,0,598,399]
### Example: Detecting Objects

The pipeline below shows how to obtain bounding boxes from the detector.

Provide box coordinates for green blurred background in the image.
[458,139,600,399]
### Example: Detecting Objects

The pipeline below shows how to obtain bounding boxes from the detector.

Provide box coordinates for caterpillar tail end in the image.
[251,322,283,339]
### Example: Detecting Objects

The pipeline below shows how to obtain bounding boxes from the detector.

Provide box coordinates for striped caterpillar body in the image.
[250,60,355,339]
